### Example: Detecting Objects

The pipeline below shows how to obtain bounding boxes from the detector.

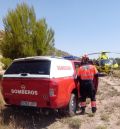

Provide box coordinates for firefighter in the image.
[77,54,98,114]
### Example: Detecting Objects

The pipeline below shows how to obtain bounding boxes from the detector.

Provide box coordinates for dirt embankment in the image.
[0,77,120,129]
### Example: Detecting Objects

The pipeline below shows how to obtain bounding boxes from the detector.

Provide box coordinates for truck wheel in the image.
[68,93,77,116]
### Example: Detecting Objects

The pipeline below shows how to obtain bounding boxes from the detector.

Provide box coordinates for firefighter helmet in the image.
[81,54,89,64]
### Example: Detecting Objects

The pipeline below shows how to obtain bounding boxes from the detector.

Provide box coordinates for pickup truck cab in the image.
[2,56,81,116]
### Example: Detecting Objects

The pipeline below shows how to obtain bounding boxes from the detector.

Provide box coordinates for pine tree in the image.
[0,3,54,59]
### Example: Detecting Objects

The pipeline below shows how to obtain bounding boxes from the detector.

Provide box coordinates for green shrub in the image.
[0,57,13,70]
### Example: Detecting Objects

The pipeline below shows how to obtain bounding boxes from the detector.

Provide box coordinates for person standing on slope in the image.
[77,54,98,114]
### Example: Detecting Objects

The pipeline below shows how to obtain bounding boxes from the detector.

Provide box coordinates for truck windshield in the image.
[5,60,51,75]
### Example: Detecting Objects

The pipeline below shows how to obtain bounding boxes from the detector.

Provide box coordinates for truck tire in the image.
[68,93,77,116]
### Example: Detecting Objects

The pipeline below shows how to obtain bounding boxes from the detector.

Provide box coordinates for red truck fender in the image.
[66,82,79,104]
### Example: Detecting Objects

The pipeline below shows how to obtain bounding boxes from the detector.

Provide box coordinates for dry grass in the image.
[108,87,120,97]
[60,117,81,129]
[87,113,95,117]
[86,98,91,105]
[100,113,110,122]
[113,70,120,78]
[0,82,5,107]
[116,119,120,126]
[0,107,61,129]
[95,125,107,129]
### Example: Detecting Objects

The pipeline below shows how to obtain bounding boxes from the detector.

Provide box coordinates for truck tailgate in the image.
[2,78,50,108]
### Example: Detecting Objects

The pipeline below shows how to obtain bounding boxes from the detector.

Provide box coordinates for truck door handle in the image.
[20,73,28,76]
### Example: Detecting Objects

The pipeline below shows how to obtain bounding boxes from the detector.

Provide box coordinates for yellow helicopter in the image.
[88,51,119,74]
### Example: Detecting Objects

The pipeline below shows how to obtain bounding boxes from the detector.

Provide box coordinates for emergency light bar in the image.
[63,56,80,60]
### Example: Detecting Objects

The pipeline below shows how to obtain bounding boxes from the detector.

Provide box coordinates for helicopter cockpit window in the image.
[99,59,112,66]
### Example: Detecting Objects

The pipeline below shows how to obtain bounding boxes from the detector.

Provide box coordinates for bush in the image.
[0,57,13,70]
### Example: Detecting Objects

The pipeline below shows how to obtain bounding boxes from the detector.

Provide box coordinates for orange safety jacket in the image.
[78,64,98,80]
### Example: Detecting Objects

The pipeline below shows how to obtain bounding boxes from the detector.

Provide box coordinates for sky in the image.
[0,0,120,58]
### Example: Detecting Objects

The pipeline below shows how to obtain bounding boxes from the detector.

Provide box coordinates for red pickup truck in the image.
[1,56,98,116]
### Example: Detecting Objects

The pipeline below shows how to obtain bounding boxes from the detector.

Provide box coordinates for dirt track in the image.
[0,77,120,129]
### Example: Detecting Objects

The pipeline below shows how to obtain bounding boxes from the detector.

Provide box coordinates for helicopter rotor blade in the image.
[87,51,111,55]
[87,52,101,55]
[88,51,120,55]
[110,52,120,54]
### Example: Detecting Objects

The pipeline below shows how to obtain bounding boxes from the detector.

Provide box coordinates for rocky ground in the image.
[0,76,120,129]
